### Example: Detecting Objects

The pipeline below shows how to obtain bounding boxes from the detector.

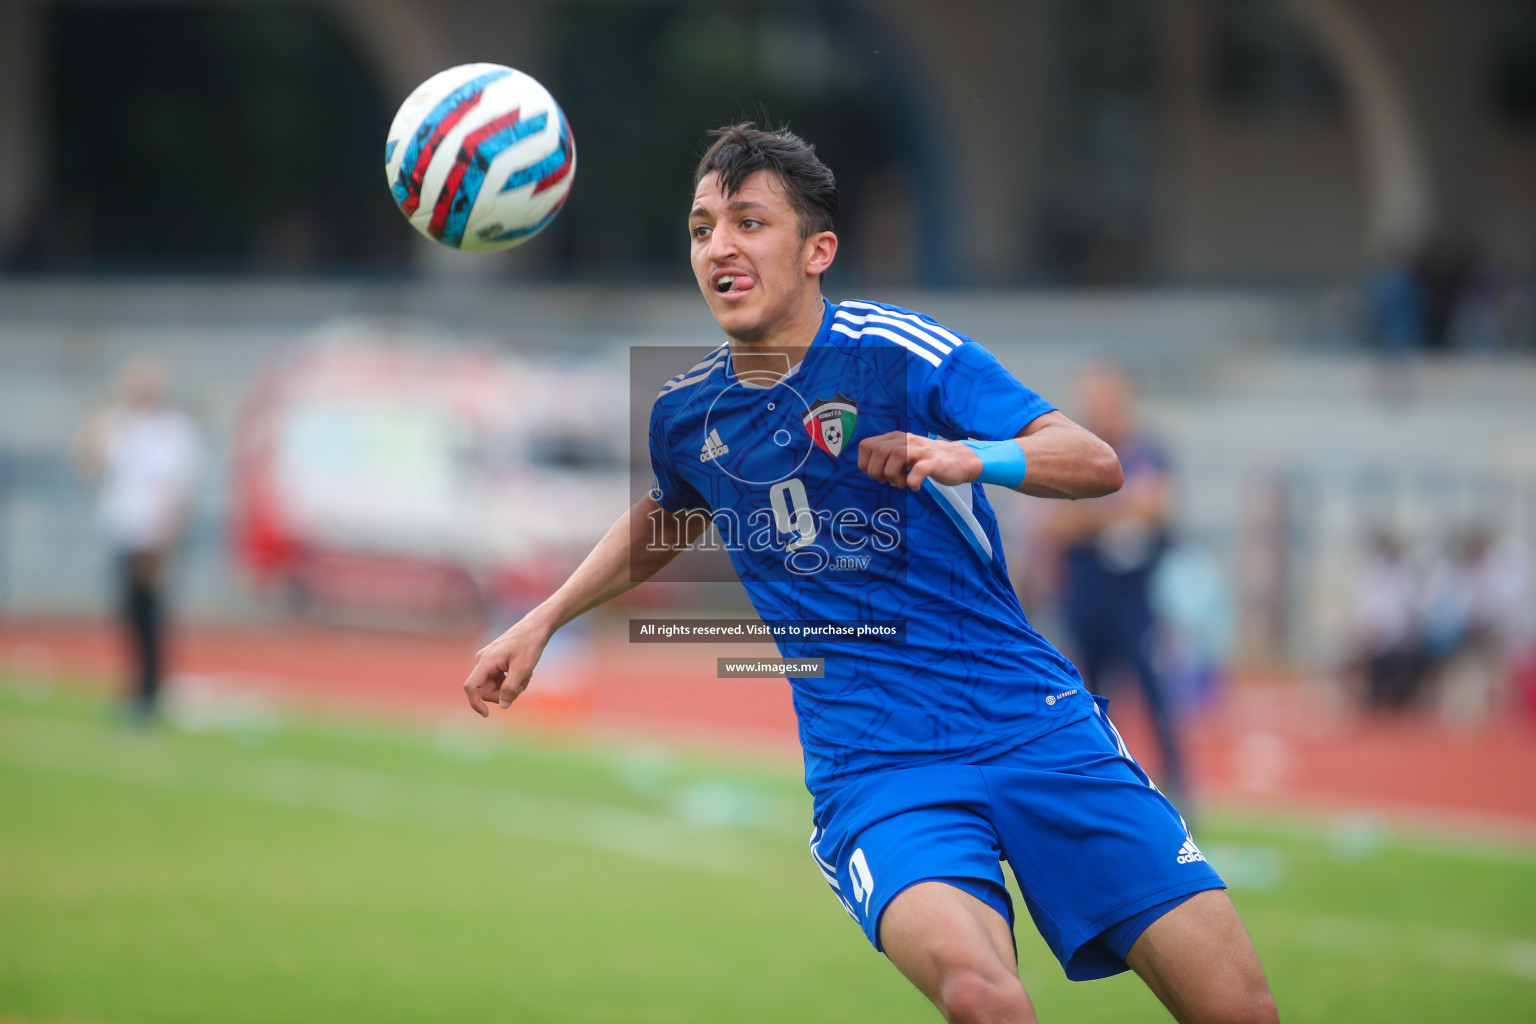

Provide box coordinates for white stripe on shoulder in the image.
[833,310,953,358]
[676,345,729,379]
[830,321,941,367]
[658,346,729,395]
[838,301,966,350]
[835,308,952,360]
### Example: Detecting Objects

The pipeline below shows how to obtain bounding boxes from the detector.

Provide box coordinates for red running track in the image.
[4,618,1535,839]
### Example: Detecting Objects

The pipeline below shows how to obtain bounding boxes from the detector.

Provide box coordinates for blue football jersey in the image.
[649,298,1094,809]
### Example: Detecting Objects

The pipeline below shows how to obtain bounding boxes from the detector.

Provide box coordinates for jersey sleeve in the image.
[918,339,1056,441]
[647,403,706,513]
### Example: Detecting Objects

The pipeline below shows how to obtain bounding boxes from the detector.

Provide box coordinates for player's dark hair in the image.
[694,123,839,240]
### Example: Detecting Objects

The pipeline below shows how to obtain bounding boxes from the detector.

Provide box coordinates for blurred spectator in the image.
[1448,267,1508,353]
[1347,523,1534,725]
[1415,234,1478,352]
[1347,528,1426,711]
[1421,524,1533,725]
[76,358,202,723]
[1044,364,1188,803]
[1367,234,1524,355]
[1367,256,1426,355]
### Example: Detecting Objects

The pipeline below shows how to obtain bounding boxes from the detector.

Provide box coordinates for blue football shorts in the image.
[807,695,1224,981]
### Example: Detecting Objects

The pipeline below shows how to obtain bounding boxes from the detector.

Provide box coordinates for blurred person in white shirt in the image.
[78,358,202,722]
[1422,524,1533,725]
[1350,527,1427,711]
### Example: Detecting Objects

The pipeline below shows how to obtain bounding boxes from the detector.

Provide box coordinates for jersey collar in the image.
[725,297,836,389]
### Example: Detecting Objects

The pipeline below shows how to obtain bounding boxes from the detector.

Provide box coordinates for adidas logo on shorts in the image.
[1176,836,1206,865]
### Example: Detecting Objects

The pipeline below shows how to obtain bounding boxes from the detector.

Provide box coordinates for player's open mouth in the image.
[713,273,756,297]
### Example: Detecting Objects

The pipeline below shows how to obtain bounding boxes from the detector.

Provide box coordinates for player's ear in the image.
[804,231,837,278]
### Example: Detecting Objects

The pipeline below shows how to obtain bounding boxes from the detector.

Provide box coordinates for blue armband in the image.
[963,439,1028,488]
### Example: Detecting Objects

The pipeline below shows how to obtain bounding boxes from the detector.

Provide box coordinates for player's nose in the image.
[706,223,740,260]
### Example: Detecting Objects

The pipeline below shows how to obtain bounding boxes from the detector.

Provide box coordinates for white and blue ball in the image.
[384,63,575,252]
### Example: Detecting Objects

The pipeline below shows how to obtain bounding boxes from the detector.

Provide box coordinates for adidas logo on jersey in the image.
[1176,837,1206,865]
[699,428,730,463]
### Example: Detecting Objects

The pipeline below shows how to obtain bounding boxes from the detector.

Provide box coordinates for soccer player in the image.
[1047,363,1190,806]
[463,124,1279,1024]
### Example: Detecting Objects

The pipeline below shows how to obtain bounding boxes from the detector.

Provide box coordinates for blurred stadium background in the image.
[1,1,1534,1021]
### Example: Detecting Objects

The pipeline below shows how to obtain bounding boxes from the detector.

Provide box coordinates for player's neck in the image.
[726,291,824,384]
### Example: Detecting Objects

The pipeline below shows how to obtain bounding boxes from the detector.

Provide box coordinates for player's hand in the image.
[462,616,551,717]
[857,432,983,491]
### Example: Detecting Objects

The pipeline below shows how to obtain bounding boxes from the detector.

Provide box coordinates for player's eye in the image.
[741,219,762,229]
[691,224,711,240]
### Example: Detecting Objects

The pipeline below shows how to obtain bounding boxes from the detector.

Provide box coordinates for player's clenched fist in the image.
[462,618,550,716]
[857,431,983,491]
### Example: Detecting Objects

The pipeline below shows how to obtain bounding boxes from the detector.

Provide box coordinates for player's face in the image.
[689,170,832,342]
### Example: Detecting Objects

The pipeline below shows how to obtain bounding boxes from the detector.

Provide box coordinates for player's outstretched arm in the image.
[857,412,1122,500]
[462,493,708,716]
[1008,411,1123,499]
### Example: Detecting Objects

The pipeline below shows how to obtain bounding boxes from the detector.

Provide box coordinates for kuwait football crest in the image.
[803,394,858,458]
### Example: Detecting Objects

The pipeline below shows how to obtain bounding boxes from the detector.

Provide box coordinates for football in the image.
[384,63,575,251]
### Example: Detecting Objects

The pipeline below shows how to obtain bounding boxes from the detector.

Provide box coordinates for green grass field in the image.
[2,675,1534,1023]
